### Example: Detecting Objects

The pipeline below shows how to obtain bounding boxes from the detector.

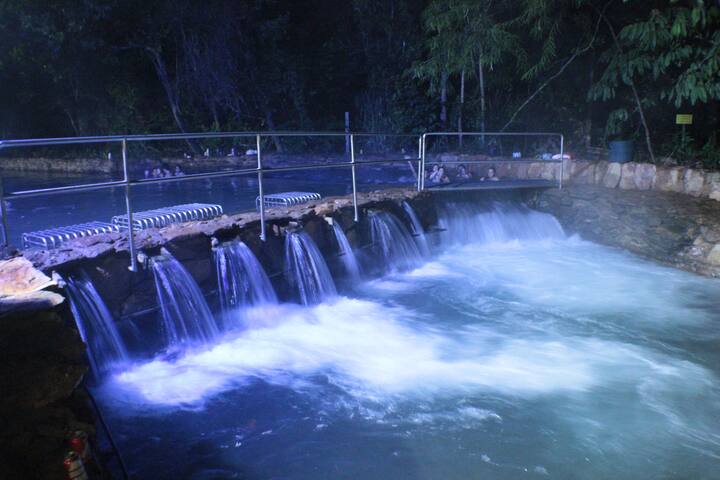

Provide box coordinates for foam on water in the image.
[108,294,714,411]
[97,201,720,477]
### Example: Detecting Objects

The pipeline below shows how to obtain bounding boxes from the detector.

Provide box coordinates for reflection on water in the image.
[91,203,720,480]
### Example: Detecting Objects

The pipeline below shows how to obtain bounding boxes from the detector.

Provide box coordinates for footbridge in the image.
[0,130,564,270]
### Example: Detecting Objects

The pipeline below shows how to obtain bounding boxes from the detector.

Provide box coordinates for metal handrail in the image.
[0,130,563,271]
[420,131,565,190]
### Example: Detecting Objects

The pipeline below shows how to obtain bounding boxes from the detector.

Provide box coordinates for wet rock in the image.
[534,186,720,277]
[0,257,54,295]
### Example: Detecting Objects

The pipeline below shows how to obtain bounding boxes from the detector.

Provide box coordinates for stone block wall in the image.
[561,159,720,201]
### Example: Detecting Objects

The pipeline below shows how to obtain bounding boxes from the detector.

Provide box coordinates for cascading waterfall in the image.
[402,201,430,256]
[369,210,423,272]
[151,253,220,348]
[65,273,128,377]
[285,230,337,305]
[214,241,278,311]
[436,201,565,245]
[331,222,361,280]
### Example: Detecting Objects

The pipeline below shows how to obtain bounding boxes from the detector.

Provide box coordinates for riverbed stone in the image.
[603,162,622,188]
[684,168,705,197]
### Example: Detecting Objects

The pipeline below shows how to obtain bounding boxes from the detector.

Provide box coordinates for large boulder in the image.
[684,168,706,197]
[705,172,720,201]
[618,162,637,189]
[655,166,685,192]
[633,163,656,190]
[571,160,595,185]
[593,161,609,185]
[603,162,622,188]
[707,244,720,266]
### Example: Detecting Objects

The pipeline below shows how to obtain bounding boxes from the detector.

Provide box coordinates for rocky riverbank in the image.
[0,258,99,480]
[533,186,720,277]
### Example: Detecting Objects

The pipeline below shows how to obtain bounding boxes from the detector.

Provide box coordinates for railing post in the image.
[0,175,9,247]
[257,135,266,241]
[416,136,422,192]
[350,134,359,222]
[122,139,138,272]
[420,134,427,191]
[559,134,565,189]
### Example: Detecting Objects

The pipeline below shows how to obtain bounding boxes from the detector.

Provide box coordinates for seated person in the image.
[427,164,442,183]
[480,166,500,182]
[456,164,472,180]
[438,166,450,184]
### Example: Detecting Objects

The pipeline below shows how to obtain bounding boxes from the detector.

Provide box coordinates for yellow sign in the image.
[676,114,693,125]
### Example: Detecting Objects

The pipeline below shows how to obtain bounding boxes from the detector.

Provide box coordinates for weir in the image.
[214,240,278,312]
[331,221,361,281]
[368,210,422,272]
[151,253,220,347]
[65,273,129,377]
[402,200,430,256]
[284,230,337,305]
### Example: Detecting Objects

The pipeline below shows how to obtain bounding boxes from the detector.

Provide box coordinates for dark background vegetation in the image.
[1,0,719,166]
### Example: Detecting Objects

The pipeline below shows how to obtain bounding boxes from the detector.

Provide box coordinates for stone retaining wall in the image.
[565,159,720,201]
[532,186,720,277]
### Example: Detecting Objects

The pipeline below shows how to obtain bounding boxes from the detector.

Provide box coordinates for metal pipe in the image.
[420,133,427,191]
[416,137,422,192]
[7,180,128,199]
[121,139,138,272]
[256,135,266,241]
[559,134,565,189]
[350,134,359,222]
[0,176,9,246]
[0,131,422,149]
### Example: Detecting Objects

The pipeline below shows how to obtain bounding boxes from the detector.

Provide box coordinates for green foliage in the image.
[591,1,720,107]
[410,0,520,89]
[660,131,720,169]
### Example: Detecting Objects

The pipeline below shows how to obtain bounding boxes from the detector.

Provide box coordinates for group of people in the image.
[144,164,185,179]
[426,164,499,184]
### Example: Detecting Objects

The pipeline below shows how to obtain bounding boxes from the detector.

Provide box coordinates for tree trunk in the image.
[458,69,465,150]
[585,61,594,151]
[145,47,187,134]
[478,56,486,146]
[262,106,283,153]
[601,14,655,163]
[440,70,448,129]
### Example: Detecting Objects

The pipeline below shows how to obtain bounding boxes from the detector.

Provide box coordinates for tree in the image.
[591,1,720,161]
[411,0,519,145]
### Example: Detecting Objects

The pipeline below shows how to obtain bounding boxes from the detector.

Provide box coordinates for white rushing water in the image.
[97,202,720,479]
[214,240,277,312]
[151,253,220,348]
[66,273,128,376]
